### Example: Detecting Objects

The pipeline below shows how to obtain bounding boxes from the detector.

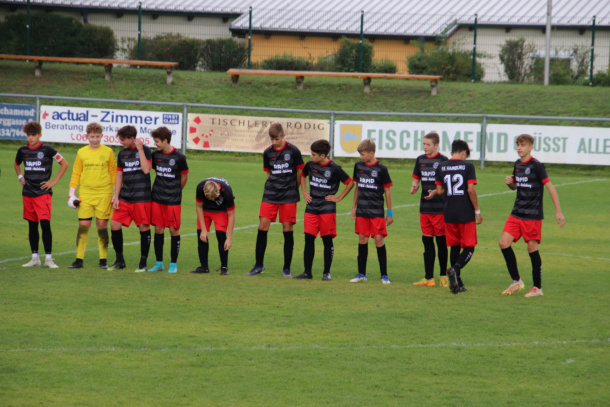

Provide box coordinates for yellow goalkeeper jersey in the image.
[70,144,117,196]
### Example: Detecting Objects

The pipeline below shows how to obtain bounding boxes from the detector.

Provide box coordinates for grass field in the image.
[0,143,608,406]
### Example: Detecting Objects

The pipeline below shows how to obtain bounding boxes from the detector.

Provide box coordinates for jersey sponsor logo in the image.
[25,161,42,166]
[124,161,141,167]
[37,152,44,159]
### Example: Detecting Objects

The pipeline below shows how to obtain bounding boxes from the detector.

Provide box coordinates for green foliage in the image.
[335,37,374,72]
[260,53,314,71]
[200,38,247,71]
[407,44,482,81]
[0,13,116,58]
[532,58,573,85]
[592,68,610,86]
[314,55,338,71]
[371,59,397,73]
[130,34,204,70]
[499,38,536,82]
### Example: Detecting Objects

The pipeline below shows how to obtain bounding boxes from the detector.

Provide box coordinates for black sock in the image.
[197,229,209,268]
[216,231,228,268]
[529,250,542,289]
[455,247,475,271]
[501,246,520,281]
[450,245,461,268]
[170,235,180,263]
[40,219,52,254]
[283,231,294,270]
[154,233,164,262]
[303,233,315,275]
[111,229,124,261]
[377,244,388,277]
[322,235,334,274]
[358,243,368,275]
[28,220,39,254]
[422,235,435,279]
[436,235,448,276]
[255,229,268,266]
[140,230,151,260]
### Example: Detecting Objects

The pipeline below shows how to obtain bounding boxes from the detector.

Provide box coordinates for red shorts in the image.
[151,202,182,230]
[420,213,445,236]
[503,215,542,243]
[197,211,229,233]
[112,200,151,227]
[23,194,52,222]
[445,222,477,248]
[259,202,297,224]
[304,212,337,238]
[355,216,387,238]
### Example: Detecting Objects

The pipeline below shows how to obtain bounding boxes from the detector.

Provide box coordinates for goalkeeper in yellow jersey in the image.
[68,122,117,269]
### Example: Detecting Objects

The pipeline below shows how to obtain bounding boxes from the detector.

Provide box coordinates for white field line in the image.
[1,178,607,265]
[1,338,607,353]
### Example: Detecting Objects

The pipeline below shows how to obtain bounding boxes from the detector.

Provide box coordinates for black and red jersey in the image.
[412,152,448,214]
[435,159,477,224]
[195,177,235,213]
[303,160,351,215]
[151,147,189,205]
[15,143,64,197]
[510,157,549,221]
[262,141,304,204]
[117,145,152,203]
[353,159,392,218]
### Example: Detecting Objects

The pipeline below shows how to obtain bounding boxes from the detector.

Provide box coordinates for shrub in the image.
[407,45,483,81]
[315,55,338,72]
[80,25,117,59]
[130,34,204,70]
[499,38,536,82]
[592,69,610,86]
[335,37,374,72]
[532,57,572,85]
[260,53,314,71]
[371,59,397,74]
[200,38,247,71]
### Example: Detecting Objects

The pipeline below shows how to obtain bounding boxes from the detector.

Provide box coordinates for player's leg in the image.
[39,219,57,268]
[110,220,126,270]
[168,225,181,274]
[70,217,92,269]
[279,203,297,277]
[215,230,229,275]
[149,202,166,272]
[525,239,543,297]
[96,218,110,269]
[297,233,316,279]
[321,235,334,280]
[499,230,524,295]
[415,214,435,285]
[435,215,448,285]
[192,214,210,274]
[137,223,151,272]
[374,233,390,284]
[22,197,41,267]
[247,203,275,276]
[351,217,370,282]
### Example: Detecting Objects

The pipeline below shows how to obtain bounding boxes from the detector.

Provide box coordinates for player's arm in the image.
[225,209,235,251]
[296,167,303,188]
[136,139,151,174]
[467,183,483,224]
[300,173,311,203]
[544,181,565,228]
[327,179,354,203]
[196,200,208,243]
[41,157,69,191]
[14,160,26,186]
[69,153,83,191]
[112,171,123,210]
[410,178,420,194]
[505,175,517,190]
[350,184,359,220]
[181,173,188,190]
[384,187,393,226]
[435,182,446,196]
[108,150,117,185]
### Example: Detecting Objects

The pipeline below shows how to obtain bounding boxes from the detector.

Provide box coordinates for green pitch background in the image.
[0,145,608,406]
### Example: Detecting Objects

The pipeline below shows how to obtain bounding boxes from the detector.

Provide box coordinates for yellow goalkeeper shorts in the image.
[78,194,113,220]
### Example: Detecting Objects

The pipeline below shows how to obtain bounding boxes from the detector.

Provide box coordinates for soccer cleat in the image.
[446,267,459,294]
[190,266,210,274]
[381,275,391,284]
[168,263,178,274]
[350,273,368,283]
[99,259,109,269]
[322,273,332,281]
[502,279,525,295]
[22,257,41,267]
[283,268,292,278]
[219,267,229,276]
[293,272,312,280]
[44,258,59,269]
[68,259,84,269]
[458,285,468,293]
[134,267,147,273]
[439,276,449,287]
[148,261,164,272]
[524,287,544,297]
[245,265,265,276]
[413,278,435,286]
[108,261,126,271]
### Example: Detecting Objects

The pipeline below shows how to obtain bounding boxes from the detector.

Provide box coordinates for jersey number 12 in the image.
[444,174,464,196]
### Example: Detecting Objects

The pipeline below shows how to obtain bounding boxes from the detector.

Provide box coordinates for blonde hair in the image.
[86,122,103,134]
[515,134,534,146]
[269,123,284,139]
[357,139,376,153]
[203,181,220,201]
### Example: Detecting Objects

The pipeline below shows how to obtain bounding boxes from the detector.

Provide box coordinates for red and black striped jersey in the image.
[262,141,304,204]
[151,148,189,205]
[195,177,235,213]
[435,159,477,224]
[117,145,152,203]
[353,160,392,218]
[510,157,549,221]
[412,152,448,214]
[15,143,64,197]
[303,160,351,215]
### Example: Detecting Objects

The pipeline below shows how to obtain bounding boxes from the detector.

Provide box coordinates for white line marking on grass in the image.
[1,179,607,265]
[1,338,607,353]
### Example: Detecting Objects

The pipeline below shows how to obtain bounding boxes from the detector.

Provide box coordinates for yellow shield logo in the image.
[340,124,362,153]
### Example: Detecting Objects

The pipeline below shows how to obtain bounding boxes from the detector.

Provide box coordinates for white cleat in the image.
[22,258,42,267]
[44,259,60,269]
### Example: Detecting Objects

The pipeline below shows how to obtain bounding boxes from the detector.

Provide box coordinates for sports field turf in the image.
[0,145,608,406]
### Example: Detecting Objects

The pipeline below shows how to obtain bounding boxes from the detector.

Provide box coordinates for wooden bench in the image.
[0,54,179,84]
[226,69,443,95]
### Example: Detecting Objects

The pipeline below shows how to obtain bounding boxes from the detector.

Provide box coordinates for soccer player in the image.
[350,139,393,284]
[68,122,117,269]
[15,121,69,269]
[109,125,152,272]
[294,140,353,281]
[499,134,565,298]
[148,126,189,274]
[434,139,482,294]
[246,123,304,277]
[191,177,236,276]
[410,132,449,287]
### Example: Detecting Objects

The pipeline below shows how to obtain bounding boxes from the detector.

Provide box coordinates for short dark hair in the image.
[151,126,172,143]
[515,134,534,146]
[22,121,42,135]
[310,139,331,157]
[117,125,137,140]
[451,139,470,158]
[424,132,440,145]
[269,123,284,139]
